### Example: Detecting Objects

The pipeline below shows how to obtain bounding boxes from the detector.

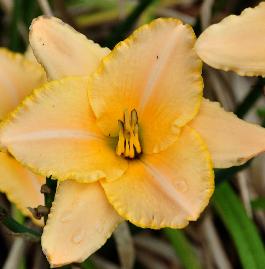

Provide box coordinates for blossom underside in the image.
[195,2,265,76]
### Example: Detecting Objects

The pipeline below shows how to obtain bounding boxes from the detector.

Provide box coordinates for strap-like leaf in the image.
[213,182,265,269]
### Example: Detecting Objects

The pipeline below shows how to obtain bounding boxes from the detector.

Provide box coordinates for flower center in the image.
[116,109,141,159]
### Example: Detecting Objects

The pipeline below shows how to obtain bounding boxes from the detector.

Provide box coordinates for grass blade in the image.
[164,228,202,269]
[251,197,265,210]
[213,182,265,269]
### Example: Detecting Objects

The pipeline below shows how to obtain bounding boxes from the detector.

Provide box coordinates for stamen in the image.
[133,124,141,154]
[116,109,142,159]
[131,109,138,127]
[116,120,125,156]
[124,109,131,132]
[125,133,130,157]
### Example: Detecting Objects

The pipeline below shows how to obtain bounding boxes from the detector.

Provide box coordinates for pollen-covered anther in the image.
[116,109,141,159]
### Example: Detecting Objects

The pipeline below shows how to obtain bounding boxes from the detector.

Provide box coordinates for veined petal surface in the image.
[0,77,127,182]
[90,18,203,154]
[42,180,122,267]
[0,152,44,224]
[189,98,265,168]
[30,16,110,79]
[0,48,46,120]
[101,127,214,229]
[196,2,265,76]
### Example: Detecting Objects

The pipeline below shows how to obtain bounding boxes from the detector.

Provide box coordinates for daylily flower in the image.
[0,48,46,223]
[1,2,265,267]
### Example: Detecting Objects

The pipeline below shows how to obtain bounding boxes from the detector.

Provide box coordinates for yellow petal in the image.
[30,16,110,79]
[0,152,44,224]
[89,18,203,154]
[42,180,122,267]
[0,48,46,120]
[0,77,127,182]
[196,2,265,76]
[101,126,214,229]
[189,98,265,168]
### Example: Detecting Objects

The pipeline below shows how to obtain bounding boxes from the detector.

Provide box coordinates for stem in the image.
[0,207,41,239]
[37,0,53,16]
[43,176,57,224]
[3,238,26,269]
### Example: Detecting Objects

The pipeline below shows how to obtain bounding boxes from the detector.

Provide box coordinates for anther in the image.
[116,120,125,156]
[133,124,141,154]
[124,109,131,132]
[131,109,138,126]
[116,109,142,158]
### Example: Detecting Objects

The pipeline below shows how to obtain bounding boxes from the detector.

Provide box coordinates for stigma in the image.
[116,109,141,159]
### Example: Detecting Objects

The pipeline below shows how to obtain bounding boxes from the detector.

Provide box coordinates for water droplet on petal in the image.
[175,180,188,192]
[72,230,85,244]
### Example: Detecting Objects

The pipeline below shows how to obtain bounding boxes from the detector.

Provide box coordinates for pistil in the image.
[116,109,141,158]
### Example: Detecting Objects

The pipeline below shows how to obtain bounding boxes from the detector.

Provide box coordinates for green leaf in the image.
[164,228,202,269]
[81,259,96,269]
[251,197,265,210]
[0,206,41,240]
[11,205,25,224]
[9,0,24,51]
[213,182,265,269]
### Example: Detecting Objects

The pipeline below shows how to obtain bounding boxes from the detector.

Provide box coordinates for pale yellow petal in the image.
[196,2,265,76]
[0,48,46,120]
[101,126,214,229]
[42,180,122,267]
[189,98,265,168]
[0,77,127,182]
[30,16,110,79]
[90,18,203,154]
[24,46,39,64]
[0,152,44,224]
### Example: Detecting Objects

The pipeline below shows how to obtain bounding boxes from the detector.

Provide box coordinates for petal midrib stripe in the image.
[2,129,104,144]
[140,158,195,217]
[138,25,182,115]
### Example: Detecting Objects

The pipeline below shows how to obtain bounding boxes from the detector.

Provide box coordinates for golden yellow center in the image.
[116,109,141,159]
